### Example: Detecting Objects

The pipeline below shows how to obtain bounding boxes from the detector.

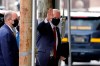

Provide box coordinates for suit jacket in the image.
[36,21,61,66]
[0,24,19,66]
[37,21,61,53]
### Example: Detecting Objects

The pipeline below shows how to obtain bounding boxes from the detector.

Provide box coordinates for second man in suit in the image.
[0,11,19,66]
[36,8,66,66]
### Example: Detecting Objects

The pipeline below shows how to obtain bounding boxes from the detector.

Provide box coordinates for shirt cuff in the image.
[44,18,48,23]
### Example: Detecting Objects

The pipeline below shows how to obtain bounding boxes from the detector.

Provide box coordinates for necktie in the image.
[53,27,56,58]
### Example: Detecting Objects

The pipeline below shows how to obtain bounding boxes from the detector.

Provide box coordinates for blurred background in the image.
[0,0,100,15]
[36,0,100,22]
[0,0,20,11]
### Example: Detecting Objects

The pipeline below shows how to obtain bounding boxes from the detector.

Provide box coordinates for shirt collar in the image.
[44,18,48,23]
[6,24,16,33]
[6,24,13,32]
[50,21,55,29]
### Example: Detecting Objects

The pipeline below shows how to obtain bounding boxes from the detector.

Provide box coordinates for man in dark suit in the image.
[0,12,19,66]
[36,8,66,66]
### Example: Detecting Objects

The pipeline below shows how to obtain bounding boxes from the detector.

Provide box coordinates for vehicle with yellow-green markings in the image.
[61,12,100,62]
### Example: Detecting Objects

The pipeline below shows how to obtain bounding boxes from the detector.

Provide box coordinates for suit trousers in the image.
[36,50,50,66]
[48,56,60,66]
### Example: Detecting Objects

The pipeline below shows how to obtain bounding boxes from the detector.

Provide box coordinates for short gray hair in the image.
[4,12,12,22]
[53,9,60,14]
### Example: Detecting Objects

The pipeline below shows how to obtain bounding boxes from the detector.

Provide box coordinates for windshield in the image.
[65,17,100,30]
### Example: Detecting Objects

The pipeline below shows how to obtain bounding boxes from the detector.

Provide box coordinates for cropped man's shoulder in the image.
[0,26,9,36]
[38,21,47,25]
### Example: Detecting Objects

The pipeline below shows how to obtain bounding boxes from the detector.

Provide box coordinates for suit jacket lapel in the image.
[3,24,15,37]
[56,27,61,45]
[47,22,54,37]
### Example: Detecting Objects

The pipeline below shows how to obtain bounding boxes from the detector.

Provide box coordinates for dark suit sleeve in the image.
[0,33,14,66]
[57,27,69,58]
[37,21,47,35]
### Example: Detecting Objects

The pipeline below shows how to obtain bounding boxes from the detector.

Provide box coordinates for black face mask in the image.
[12,19,19,27]
[52,18,60,26]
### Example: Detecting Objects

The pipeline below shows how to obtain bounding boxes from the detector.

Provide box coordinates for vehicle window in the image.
[65,17,100,30]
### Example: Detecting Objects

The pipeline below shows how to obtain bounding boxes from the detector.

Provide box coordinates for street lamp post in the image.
[32,0,37,66]
[67,0,72,66]
[61,0,66,38]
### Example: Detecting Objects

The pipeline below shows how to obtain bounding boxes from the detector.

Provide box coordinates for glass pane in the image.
[60,0,100,12]
[71,0,89,11]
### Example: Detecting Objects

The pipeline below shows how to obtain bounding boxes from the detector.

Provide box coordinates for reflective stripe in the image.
[90,38,100,43]
[61,38,68,43]
[19,50,32,56]
[62,38,100,43]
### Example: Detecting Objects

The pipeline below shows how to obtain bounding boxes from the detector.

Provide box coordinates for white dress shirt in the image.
[6,24,16,36]
[6,24,14,32]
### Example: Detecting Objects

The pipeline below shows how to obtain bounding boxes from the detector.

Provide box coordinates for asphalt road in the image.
[61,60,100,66]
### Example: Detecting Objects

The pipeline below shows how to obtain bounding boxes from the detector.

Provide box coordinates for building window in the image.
[60,0,90,12]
